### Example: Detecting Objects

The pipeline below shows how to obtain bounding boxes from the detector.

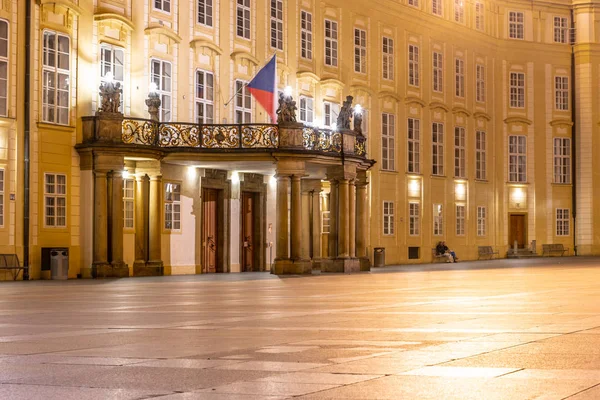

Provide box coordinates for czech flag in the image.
[247,55,277,122]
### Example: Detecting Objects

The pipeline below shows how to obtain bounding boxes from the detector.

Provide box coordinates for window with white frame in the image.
[197,0,213,26]
[509,72,525,108]
[454,126,466,178]
[553,137,571,184]
[123,179,134,229]
[477,206,486,236]
[270,0,283,50]
[433,203,443,236]
[0,20,8,117]
[100,44,125,113]
[0,168,3,226]
[432,122,444,176]
[150,59,172,122]
[382,37,394,80]
[383,201,394,235]
[235,80,252,123]
[408,44,420,87]
[195,70,214,124]
[555,76,569,111]
[476,64,485,102]
[408,0,419,7]
[407,118,420,173]
[42,30,70,125]
[382,113,396,171]
[509,11,524,39]
[325,19,338,67]
[324,101,339,129]
[432,52,443,92]
[554,17,568,43]
[236,0,251,39]
[164,182,181,230]
[321,210,331,233]
[455,58,464,97]
[44,173,66,227]
[475,2,484,31]
[354,28,367,74]
[409,202,420,236]
[154,0,171,13]
[476,130,486,180]
[556,208,570,236]
[456,204,465,235]
[299,96,314,124]
[454,0,464,23]
[301,11,313,60]
[357,109,369,135]
[432,0,442,16]
[509,135,527,183]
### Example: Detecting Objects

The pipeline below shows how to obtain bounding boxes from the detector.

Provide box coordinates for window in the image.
[555,76,569,111]
[510,72,525,108]
[150,59,172,122]
[123,179,134,229]
[476,130,486,180]
[409,202,420,236]
[235,80,252,123]
[433,204,443,236]
[408,0,419,7]
[324,101,340,128]
[357,109,369,136]
[299,96,314,124]
[44,173,66,227]
[455,58,464,97]
[198,0,213,26]
[454,127,466,178]
[354,28,367,73]
[432,122,444,176]
[408,44,420,87]
[0,168,3,226]
[382,37,394,80]
[475,2,484,31]
[0,20,8,117]
[237,0,251,39]
[454,0,464,23]
[100,44,124,113]
[195,70,214,124]
[407,118,420,173]
[321,210,331,234]
[382,113,396,171]
[554,137,571,184]
[509,135,527,183]
[325,19,338,67]
[301,11,313,60]
[432,52,443,92]
[554,17,568,43]
[456,204,465,235]
[383,201,394,235]
[477,206,486,236]
[42,31,70,125]
[432,0,442,16]
[270,0,283,50]
[476,64,485,102]
[154,0,171,13]
[509,11,524,39]
[164,182,181,230]
[556,208,570,236]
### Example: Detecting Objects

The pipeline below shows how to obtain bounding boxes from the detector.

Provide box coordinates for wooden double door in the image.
[202,188,220,273]
[241,191,259,272]
[509,214,527,249]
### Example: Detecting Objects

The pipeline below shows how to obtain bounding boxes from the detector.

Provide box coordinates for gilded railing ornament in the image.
[276,92,298,124]
[336,95,354,131]
[122,118,159,145]
[302,127,342,153]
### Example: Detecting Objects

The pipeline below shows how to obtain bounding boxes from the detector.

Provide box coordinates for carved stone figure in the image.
[336,95,354,130]
[99,81,122,114]
[145,92,162,122]
[353,108,363,135]
[276,92,298,124]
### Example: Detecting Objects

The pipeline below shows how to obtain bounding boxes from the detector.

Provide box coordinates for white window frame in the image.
[382,113,396,171]
[324,19,338,67]
[433,203,443,236]
[509,11,524,40]
[455,57,464,98]
[270,0,283,50]
[553,137,571,184]
[476,64,485,102]
[123,178,135,230]
[234,80,252,123]
[300,11,313,60]
[42,30,70,125]
[0,20,8,117]
[407,118,420,173]
[150,58,172,122]
[100,44,125,113]
[164,182,181,231]
[383,201,395,236]
[555,76,569,111]
[408,0,419,7]
[456,204,465,236]
[476,130,487,180]
[382,37,394,81]
[553,16,568,44]
[432,122,444,176]
[477,206,486,236]
[475,2,484,31]
[408,44,420,87]
[299,96,314,124]
[354,28,367,74]
[44,173,67,228]
[510,72,525,108]
[197,0,213,27]
[0,168,3,227]
[556,208,570,236]
[195,69,214,124]
[324,101,339,129]
[236,0,251,40]
[509,135,527,183]
[409,202,420,236]
[432,52,443,93]
[432,0,443,16]
[154,0,171,13]
[454,0,464,23]
[454,126,466,178]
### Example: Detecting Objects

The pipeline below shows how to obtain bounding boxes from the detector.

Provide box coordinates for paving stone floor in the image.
[1,257,600,399]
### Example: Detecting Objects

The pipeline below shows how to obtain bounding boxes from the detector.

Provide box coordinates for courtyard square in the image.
[1,257,600,399]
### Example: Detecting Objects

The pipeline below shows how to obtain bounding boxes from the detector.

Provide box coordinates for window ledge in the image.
[430,174,447,179]
[37,122,76,132]
[551,183,573,187]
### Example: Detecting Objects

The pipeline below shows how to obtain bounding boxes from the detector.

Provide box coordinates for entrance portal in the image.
[509,214,527,249]
[202,188,219,273]
[241,191,257,272]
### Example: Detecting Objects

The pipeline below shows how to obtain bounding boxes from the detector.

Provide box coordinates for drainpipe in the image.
[23,0,32,279]
[570,9,577,256]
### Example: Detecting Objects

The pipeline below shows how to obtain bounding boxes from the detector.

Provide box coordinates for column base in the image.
[272,259,312,275]
[92,262,129,278]
[359,257,371,271]
[321,258,360,273]
[80,267,93,279]
[133,260,164,277]
[311,258,323,271]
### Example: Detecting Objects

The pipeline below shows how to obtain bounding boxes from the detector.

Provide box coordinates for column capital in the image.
[135,173,150,183]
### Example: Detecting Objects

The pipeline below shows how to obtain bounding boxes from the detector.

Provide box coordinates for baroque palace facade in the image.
[0,0,596,279]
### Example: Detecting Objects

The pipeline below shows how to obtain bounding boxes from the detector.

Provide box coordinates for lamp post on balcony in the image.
[146,82,161,122]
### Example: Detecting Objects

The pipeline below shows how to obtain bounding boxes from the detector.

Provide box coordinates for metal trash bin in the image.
[50,249,69,280]
[374,247,385,268]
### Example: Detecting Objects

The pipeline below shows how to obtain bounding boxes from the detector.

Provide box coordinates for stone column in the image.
[290,175,303,260]
[337,179,350,259]
[109,171,128,276]
[275,175,290,260]
[349,180,356,258]
[301,190,311,261]
[356,173,369,270]
[147,174,164,274]
[328,180,338,259]
[133,174,150,274]
[93,170,109,277]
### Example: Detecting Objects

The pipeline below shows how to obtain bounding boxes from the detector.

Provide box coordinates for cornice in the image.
[93,13,135,30]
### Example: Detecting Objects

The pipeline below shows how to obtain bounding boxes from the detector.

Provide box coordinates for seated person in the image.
[436,241,458,263]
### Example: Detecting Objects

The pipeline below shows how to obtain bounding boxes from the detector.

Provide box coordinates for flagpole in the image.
[223,82,247,107]
[223,53,278,108]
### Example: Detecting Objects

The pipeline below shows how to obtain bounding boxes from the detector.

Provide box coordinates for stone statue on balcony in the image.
[276,92,297,124]
[336,95,354,131]
[99,81,122,114]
